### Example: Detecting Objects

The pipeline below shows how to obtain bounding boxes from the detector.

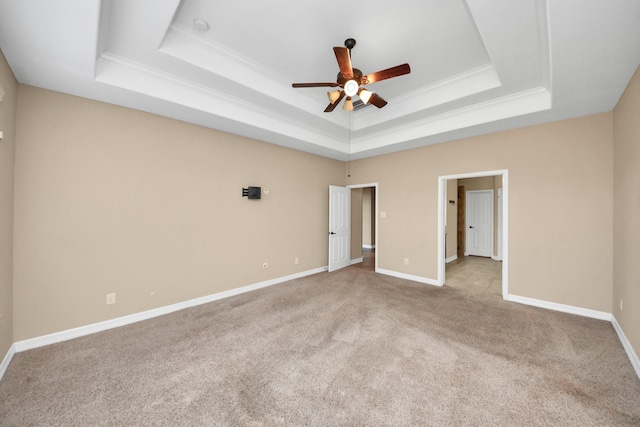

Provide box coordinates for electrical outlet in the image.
[620,299,623,311]
[106,293,116,305]
[404,258,409,265]
[295,257,299,265]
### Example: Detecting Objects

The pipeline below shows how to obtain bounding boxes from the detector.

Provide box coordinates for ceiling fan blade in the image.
[364,63,411,85]
[292,82,341,88]
[368,93,388,109]
[333,47,354,78]
[324,91,346,112]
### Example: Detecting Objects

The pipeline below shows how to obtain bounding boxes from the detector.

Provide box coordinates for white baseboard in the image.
[377,268,441,287]
[13,267,326,353]
[0,343,16,382]
[363,245,376,249]
[505,294,612,321]
[350,257,364,265]
[446,255,458,263]
[611,315,640,379]
[491,255,502,261]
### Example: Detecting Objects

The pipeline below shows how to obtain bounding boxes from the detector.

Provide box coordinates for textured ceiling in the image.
[1,0,639,160]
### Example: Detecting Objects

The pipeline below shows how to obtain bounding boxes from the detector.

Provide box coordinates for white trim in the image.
[350,257,364,265]
[363,244,376,249]
[351,87,551,155]
[13,267,326,353]
[446,255,458,263]
[611,315,640,379]
[491,255,501,261]
[505,294,612,321]
[377,268,441,287]
[496,188,503,261]
[0,344,16,381]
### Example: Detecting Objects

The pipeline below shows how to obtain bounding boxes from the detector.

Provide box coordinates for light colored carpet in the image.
[1,266,639,426]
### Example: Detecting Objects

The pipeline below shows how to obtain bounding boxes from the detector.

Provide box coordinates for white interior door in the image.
[465,190,493,257]
[328,185,351,272]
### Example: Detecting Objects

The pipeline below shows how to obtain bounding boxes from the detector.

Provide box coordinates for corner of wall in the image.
[0,48,18,377]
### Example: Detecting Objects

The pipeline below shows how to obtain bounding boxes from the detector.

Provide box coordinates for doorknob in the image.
[469,226,474,229]
[329,232,336,235]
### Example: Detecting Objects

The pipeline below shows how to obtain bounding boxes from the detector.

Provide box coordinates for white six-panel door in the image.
[465,190,493,257]
[328,185,351,272]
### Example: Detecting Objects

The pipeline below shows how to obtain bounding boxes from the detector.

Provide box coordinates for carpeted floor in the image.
[1,266,639,426]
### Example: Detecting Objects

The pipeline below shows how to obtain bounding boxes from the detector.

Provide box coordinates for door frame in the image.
[457,185,466,259]
[437,170,508,299]
[348,182,379,273]
[496,188,503,261]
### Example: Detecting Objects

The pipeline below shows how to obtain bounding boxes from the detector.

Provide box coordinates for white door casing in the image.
[497,188,503,261]
[328,185,351,272]
[465,190,493,257]
[438,170,508,298]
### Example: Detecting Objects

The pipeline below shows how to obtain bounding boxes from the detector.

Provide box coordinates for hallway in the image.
[445,256,502,296]
[352,248,375,271]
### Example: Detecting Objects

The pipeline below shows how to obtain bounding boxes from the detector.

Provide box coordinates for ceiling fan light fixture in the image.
[358,88,373,104]
[343,97,354,111]
[290,38,411,113]
[344,80,359,97]
[327,90,342,104]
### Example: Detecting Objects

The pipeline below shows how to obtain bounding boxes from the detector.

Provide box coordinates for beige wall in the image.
[347,113,614,312]
[613,65,640,357]
[350,188,363,261]
[0,51,17,358]
[13,86,345,340]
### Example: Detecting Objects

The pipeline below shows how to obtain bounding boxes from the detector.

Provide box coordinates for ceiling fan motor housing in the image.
[337,68,363,84]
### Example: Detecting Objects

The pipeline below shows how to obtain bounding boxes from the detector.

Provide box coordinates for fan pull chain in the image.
[348,112,351,178]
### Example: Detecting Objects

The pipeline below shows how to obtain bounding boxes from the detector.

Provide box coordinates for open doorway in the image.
[438,171,508,298]
[348,183,378,272]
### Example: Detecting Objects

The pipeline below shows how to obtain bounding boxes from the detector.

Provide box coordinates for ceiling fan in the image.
[292,38,411,112]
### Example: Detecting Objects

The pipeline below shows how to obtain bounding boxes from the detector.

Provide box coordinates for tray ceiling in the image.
[1,0,639,160]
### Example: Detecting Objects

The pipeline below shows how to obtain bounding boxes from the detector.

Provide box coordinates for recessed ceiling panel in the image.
[173,0,491,96]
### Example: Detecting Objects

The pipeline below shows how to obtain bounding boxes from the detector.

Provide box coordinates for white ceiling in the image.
[1,0,639,160]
